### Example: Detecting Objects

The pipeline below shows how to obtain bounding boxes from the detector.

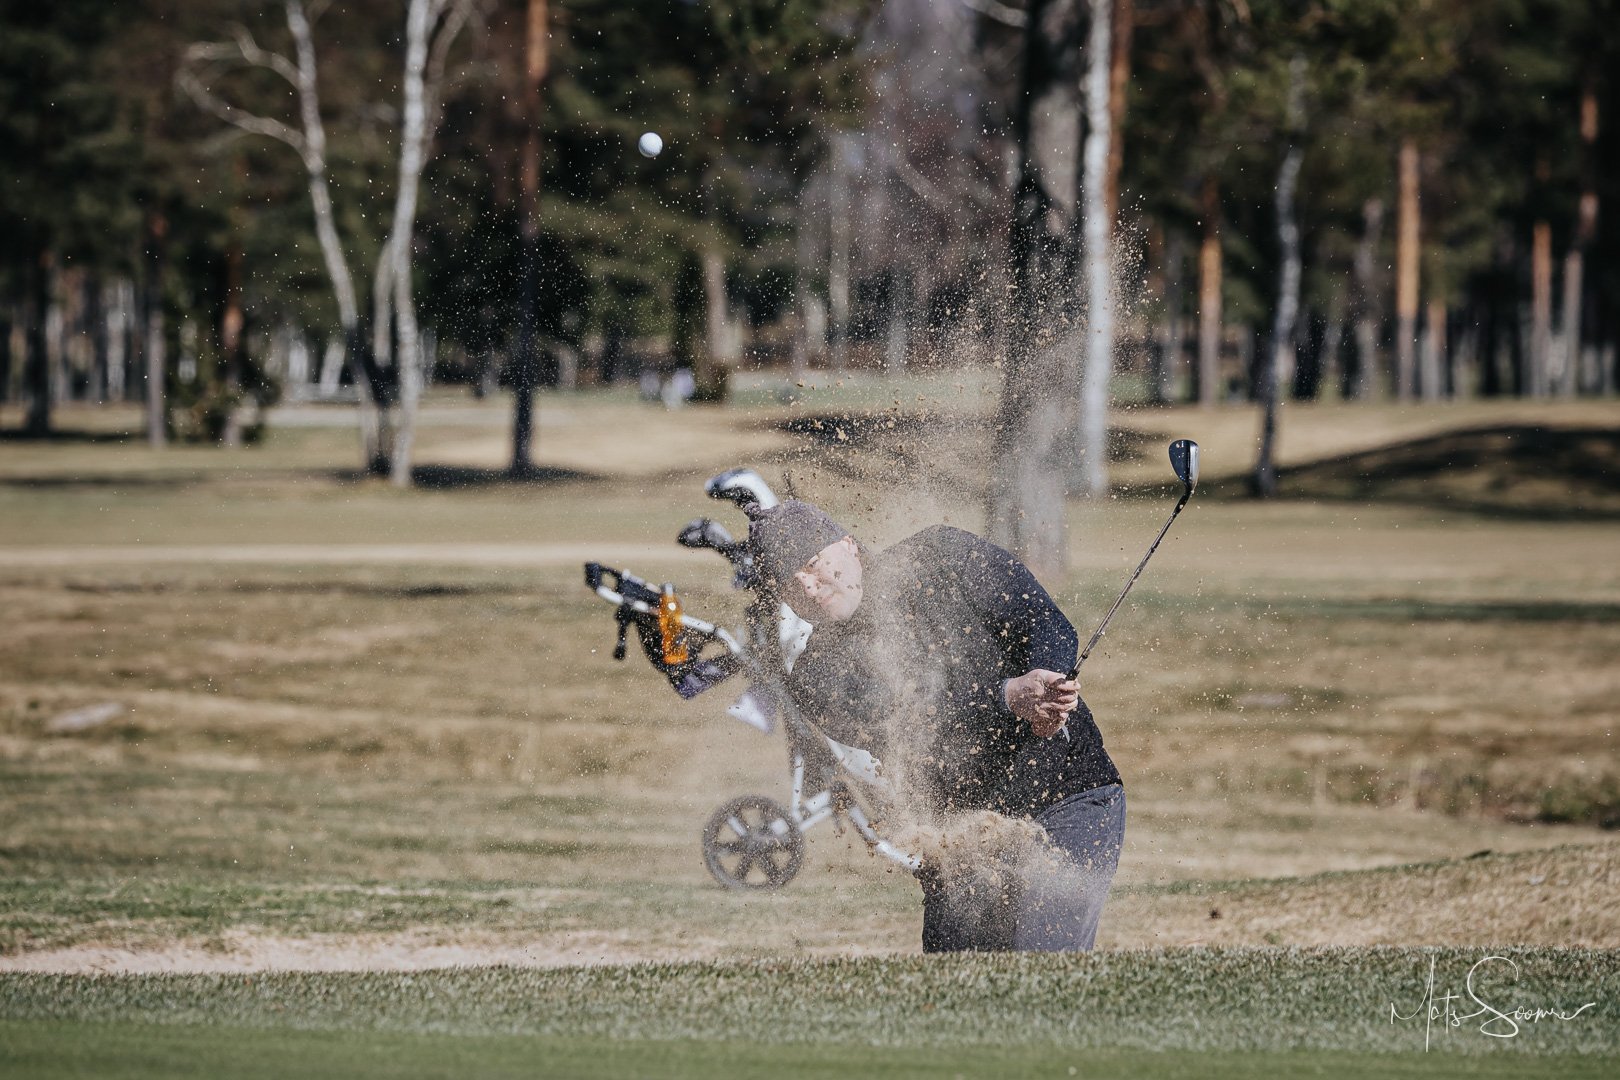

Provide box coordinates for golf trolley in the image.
[583,468,921,891]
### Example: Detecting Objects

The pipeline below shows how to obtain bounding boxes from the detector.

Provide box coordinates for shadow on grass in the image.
[1202,425,1620,519]
[781,414,1170,503]
[0,474,192,490]
[781,414,1160,464]
[1293,596,1620,623]
[328,464,596,489]
[0,429,134,445]
[62,579,528,598]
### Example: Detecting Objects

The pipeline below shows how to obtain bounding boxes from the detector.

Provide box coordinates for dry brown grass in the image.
[2,389,1617,968]
[1105,842,1620,949]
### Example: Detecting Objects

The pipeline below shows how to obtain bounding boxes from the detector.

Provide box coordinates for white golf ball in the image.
[638,131,663,158]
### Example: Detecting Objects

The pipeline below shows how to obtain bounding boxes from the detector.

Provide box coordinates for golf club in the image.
[677,517,737,555]
[1067,438,1200,681]
[677,516,756,589]
[706,467,779,510]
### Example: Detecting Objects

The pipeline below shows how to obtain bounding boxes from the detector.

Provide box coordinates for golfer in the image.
[745,500,1125,952]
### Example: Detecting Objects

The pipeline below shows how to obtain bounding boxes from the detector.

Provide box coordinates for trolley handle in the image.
[583,562,742,658]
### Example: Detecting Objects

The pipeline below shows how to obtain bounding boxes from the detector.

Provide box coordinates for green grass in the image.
[5,1023,1613,1080]
[1,949,1616,1077]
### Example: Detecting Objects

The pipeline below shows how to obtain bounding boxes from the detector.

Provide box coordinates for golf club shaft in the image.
[1067,488,1193,681]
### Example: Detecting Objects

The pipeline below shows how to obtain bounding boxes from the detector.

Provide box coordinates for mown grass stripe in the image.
[3,1021,1615,1080]
[2,948,1614,1057]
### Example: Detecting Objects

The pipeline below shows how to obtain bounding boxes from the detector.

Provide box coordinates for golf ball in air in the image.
[638,131,663,158]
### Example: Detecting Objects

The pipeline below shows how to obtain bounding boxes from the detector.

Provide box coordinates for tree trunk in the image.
[318,335,344,395]
[372,240,395,387]
[47,269,69,407]
[1156,230,1184,403]
[1317,313,1344,400]
[1078,0,1115,500]
[1453,321,1477,399]
[511,0,548,475]
[0,307,12,405]
[144,213,167,447]
[286,1,361,341]
[702,245,736,376]
[1394,139,1420,401]
[1419,299,1444,400]
[110,279,134,402]
[84,274,107,403]
[386,0,437,488]
[554,342,577,390]
[1478,238,1515,397]
[475,349,496,398]
[828,139,851,371]
[1103,0,1133,226]
[884,267,909,372]
[1196,177,1222,407]
[284,0,393,471]
[986,0,1080,580]
[1530,219,1552,398]
[1560,247,1584,397]
[1253,56,1304,499]
[221,232,245,446]
[24,248,52,436]
[791,194,817,383]
[1350,197,1384,399]
[1562,82,1599,396]
[707,249,737,372]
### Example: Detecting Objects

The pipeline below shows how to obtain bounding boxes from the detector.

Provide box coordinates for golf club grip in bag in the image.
[583,562,739,699]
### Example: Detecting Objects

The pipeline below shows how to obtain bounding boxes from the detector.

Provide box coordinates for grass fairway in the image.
[4,1025,1613,1080]
[3,949,1616,1078]
[3,952,1620,1075]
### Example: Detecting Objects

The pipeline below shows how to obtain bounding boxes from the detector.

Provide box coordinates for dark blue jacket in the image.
[784,525,1120,817]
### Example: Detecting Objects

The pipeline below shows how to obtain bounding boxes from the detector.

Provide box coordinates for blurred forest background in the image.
[3,1,1617,527]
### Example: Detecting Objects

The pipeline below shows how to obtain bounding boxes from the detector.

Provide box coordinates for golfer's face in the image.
[791,537,863,622]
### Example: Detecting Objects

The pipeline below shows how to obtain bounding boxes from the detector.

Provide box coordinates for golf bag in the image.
[582,562,739,700]
[582,468,919,890]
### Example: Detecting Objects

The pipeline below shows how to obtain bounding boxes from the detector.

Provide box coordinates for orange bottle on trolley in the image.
[658,583,689,665]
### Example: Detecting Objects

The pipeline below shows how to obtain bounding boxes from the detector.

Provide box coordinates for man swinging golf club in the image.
[745,442,1198,952]
[745,501,1125,952]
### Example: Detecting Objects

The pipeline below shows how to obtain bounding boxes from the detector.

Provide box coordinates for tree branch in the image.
[228,24,302,87]
[423,0,476,141]
[176,64,306,153]
[960,0,1027,28]
[886,145,959,215]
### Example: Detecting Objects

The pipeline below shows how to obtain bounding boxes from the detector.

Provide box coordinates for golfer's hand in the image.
[1004,669,1079,739]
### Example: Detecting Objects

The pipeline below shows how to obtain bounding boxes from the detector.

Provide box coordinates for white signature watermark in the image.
[1389,955,1598,1050]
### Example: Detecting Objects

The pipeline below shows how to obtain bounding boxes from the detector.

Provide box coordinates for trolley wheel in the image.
[701,794,805,891]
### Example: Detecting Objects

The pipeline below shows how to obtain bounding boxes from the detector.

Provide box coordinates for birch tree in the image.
[181,0,477,480]
[1077,0,1114,500]
[1253,54,1305,499]
[1349,197,1384,399]
[179,3,376,462]
[509,0,547,477]
[377,0,478,485]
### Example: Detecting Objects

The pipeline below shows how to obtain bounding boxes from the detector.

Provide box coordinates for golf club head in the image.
[1169,439,1200,491]
[677,518,734,551]
[705,468,780,510]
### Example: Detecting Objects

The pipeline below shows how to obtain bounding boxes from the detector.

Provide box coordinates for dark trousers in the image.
[919,783,1126,953]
